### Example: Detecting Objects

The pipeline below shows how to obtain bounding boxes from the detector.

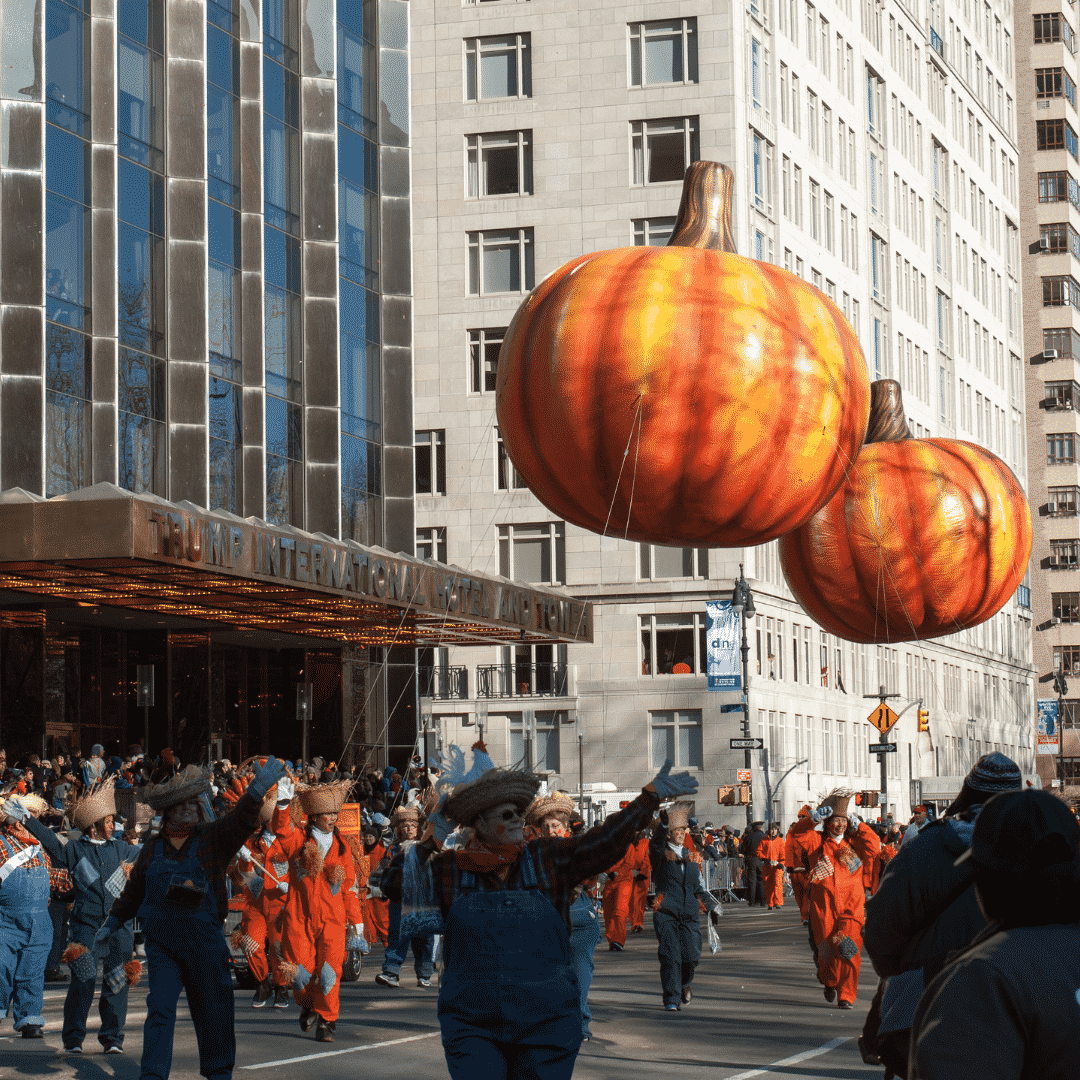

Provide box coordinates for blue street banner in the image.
[706,600,741,691]
[1037,698,1059,755]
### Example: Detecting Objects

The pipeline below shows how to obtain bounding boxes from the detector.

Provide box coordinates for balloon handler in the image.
[789,789,881,1009]
[648,802,721,1010]
[22,777,140,1053]
[94,756,286,1080]
[385,747,697,1080]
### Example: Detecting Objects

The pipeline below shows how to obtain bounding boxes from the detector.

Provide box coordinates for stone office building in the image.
[0,0,586,766]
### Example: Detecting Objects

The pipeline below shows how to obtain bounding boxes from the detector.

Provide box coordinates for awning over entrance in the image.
[0,485,592,647]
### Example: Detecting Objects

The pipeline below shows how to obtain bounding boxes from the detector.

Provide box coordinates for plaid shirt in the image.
[0,824,73,895]
[110,792,261,924]
[388,789,660,932]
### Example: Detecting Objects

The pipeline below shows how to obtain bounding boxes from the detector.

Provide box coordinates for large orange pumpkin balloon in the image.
[779,380,1032,643]
[495,162,871,547]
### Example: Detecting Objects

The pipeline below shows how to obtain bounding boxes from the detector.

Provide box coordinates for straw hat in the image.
[297,780,352,817]
[443,768,542,827]
[665,802,694,830]
[390,804,422,827]
[141,764,212,811]
[819,788,855,819]
[525,792,575,828]
[72,777,117,831]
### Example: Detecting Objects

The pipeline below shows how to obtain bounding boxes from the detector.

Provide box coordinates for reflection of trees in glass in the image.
[118,228,164,355]
[117,346,164,496]
[209,377,241,513]
[45,319,90,493]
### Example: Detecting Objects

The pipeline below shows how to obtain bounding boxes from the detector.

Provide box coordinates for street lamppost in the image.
[1054,671,1069,791]
[730,564,756,827]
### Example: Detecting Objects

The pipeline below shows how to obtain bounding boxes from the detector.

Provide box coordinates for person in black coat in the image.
[649,803,720,1011]
[740,822,767,907]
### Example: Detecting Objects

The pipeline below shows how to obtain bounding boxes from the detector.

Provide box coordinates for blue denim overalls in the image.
[137,837,234,1080]
[568,890,601,1038]
[0,833,51,1031]
[438,849,583,1079]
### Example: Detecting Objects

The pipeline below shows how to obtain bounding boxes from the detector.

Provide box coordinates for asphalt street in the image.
[3,904,884,1080]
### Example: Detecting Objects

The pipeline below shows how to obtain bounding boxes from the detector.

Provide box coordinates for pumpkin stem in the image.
[865,380,912,444]
[667,162,737,253]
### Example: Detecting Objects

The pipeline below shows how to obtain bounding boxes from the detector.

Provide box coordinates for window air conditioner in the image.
[1040,236,1051,252]
[1050,554,1060,566]
[1049,501,1059,514]
[1045,349,1061,359]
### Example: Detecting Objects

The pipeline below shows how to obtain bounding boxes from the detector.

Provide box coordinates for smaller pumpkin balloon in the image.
[778,380,1032,644]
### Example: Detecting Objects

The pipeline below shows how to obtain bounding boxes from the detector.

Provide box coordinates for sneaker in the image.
[664,1004,679,1011]
[252,978,273,1008]
[681,985,693,1004]
[838,1000,854,1010]
[416,977,432,988]
[64,1046,83,1054]
[823,985,837,1003]
[607,941,624,952]
[375,972,400,987]
[104,1044,123,1054]
[273,986,291,1008]
[630,926,643,934]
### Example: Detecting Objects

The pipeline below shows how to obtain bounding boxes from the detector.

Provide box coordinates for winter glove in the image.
[647,759,699,799]
[847,812,862,827]
[836,935,859,960]
[92,915,121,958]
[275,776,295,805]
[238,845,253,863]
[811,804,834,824]
[3,797,28,823]
[248,757,286,803]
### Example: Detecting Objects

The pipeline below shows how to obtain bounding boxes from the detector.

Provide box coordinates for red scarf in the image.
[454,837,526,875]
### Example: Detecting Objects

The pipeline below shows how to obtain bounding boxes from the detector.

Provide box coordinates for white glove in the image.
[649,759,699,799]
[275,777,295,805]
[3,798,28,823]
[238,845,253,862]
[847,812,862,827]
[811,804,833,823]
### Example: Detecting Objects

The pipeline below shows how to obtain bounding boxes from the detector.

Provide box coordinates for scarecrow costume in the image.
[23,776,141,1052]
[1,792,74,1037]
[759,825,786,909]
[648,801,720,1010]
[104,757,285,1080]
[525,791,602,1039]
[387,751,695,1079]
[627,831,651,933]
[274,780,363,1042]
[790,789,881,1008]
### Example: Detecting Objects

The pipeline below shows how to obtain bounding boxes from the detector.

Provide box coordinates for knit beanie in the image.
[947,752,1022,816]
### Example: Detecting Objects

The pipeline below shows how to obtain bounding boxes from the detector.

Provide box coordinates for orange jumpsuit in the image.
[362,841,390,946]
[238,828,291,986]
[791,816,881,1005]
[274,806,364,1023]
[602,843,641,948]
[785,811,814,921]
[760,834,786,908]
[628,835,651,930]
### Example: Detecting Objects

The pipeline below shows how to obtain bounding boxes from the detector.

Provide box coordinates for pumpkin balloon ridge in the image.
[495,162,871,548]
[779,380,1031,644]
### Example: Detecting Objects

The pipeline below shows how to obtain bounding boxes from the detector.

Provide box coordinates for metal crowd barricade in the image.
[703,856,744,903]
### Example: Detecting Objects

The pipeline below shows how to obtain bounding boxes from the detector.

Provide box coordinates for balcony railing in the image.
[419,665,469,700]
[476,664,569,699]
[929,27,944,58]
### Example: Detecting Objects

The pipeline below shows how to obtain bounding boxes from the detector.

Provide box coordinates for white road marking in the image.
[723,1036,852,1080]
[241,1030,441,1069]
[740,926,806,937]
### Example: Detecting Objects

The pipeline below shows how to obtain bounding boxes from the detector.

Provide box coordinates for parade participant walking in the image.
[600,831,643,951]
[362,823,391,946]
[392,757,695,1079]
[22,778,140,1053]
[628,829,651,933]
[275,780,364,1043]
[97,757,285,1080]
[785,807,813,922]
[1,792,73,1038]
[741,821,767,907]
[375,804,436,988]
[649,802,720,1011]
[526,791,602,1040]
[789,790,881,1009]
[760,822,785,909]
[235,784,293,1009]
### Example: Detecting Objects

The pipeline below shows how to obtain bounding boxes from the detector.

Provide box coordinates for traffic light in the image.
[854,792,863,806]
[917,707,929,733]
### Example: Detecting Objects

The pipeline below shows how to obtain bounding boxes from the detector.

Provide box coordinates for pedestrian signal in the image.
[854,793,863,806]
[917,708,929,733]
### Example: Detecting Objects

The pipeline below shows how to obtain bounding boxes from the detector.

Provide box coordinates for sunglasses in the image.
[494,807,523,822]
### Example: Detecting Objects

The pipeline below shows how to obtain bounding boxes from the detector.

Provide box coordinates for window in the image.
[499,522,566,584]
[752,132,773,211]
[1036,68,1078,105]
[1048,485,1080,514]
[1048,433,1076,465]
[1055,645,1080,673]
[837,720,847,773]
[1046,381,1080,410]
[1034,13,1076,54]
[631,117,700,185]
[871,234,887,302]
[1043,276,1080,307]
[650,709,703,769]
[1038,119,1079,160]
[1054,593,1080,623]
[1045,327,1080,358]
[751,38,763,107]
[1052,540,1080,569]
[416,526,448,563]
[467,228,534,294]
[1041,223,1080,259]
[810,180,820,241]
[640,614,707,676]
[639,545,708,579]
[466,130,532,197]
[823,717,834,772]
[1038,172,1080,207]
[629,19,698,86]
[509,711,561,772]
[415,431,446,495]
[867,69,884,139]
[495,428,528,490]
[470,328,505,393]
[465,34,531,100]
[633,217,677,247]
